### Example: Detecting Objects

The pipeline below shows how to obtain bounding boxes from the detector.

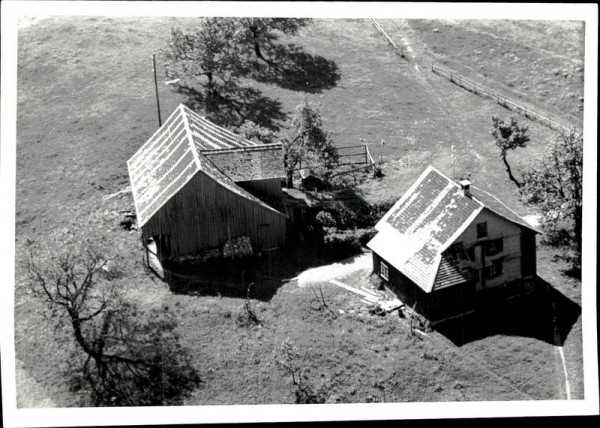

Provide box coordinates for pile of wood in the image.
[329,279,404,313]
[176,248,222,265]
[223,236,253,258]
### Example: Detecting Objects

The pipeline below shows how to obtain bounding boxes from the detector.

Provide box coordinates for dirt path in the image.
[294,252,371,288]
[551,302,572,400]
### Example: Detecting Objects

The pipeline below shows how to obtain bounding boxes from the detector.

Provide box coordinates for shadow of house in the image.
[435,276,581,347]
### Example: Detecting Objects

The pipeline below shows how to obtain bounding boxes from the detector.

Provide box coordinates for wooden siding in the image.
[373,253,476,322]
[236,178,283,211]
[142,171,286,260]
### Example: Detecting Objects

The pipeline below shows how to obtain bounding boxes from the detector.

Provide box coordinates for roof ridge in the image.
[179,104,201,169]
[181,103,260,149]
[471,185,521,216]
[126,106,184,170]
[202,143,283,154]
[471,185,541,234]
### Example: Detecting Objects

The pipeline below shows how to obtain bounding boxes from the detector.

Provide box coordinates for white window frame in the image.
[380,261,389,280]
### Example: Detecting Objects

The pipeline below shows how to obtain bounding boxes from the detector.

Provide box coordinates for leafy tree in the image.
[164,19,258,126]
[519,128,583,270]
[164,20,249,97]
[491,116,530,187]
[281,99,339,187]
[236,120,277,145]
[163,19,312,128]
[22,229,200,406]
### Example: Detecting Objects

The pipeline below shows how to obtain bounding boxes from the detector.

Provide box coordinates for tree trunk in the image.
[502,154,523,188]
[250,26,276,66]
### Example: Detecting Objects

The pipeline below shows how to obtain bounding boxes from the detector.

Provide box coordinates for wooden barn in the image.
[367,165,540,324]
[127,104,287,266]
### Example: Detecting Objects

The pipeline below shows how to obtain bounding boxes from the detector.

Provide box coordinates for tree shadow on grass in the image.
[176,83,287,131]
[435,277,581,347]
[251,43,341,94]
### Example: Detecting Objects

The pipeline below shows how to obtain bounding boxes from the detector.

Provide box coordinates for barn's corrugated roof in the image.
[367,165,539,293]
[127,104,285,227]
[204,146,284,182]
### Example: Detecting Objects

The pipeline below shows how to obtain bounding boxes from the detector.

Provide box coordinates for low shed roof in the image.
[127,104,285,227]
[367,165,539,293]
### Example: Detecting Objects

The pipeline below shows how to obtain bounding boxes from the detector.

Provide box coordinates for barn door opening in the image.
[145,235,166,279]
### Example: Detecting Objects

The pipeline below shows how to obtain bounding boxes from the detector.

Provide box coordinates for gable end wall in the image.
[142,172,286,260]
[456,208,527,289]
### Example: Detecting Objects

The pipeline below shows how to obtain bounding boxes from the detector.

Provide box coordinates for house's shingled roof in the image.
[367,165,539,293]
[127,104,285,227]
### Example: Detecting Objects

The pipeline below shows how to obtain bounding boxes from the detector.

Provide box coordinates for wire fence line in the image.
[431,64,573,134]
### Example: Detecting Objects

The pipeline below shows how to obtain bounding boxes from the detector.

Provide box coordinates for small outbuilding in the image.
[128,104,287,266]
[367,165,540,324]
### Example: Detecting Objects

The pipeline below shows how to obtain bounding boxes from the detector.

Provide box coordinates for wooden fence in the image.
[431,64,572,134]
[296,144,376,172]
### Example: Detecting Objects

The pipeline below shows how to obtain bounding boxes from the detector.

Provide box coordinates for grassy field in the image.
[14,17,584,406]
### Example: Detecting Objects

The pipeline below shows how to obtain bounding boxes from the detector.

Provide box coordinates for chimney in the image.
[459,180,471,197]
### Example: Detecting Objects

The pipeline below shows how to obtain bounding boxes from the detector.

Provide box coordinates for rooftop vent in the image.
[459,180,471,197]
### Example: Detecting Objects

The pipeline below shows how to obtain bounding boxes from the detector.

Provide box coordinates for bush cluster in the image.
[315,201,392,256]
[322,228,376,256]
[315,201,394,230]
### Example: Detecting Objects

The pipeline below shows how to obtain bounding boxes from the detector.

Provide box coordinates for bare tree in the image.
[23,230,200,406]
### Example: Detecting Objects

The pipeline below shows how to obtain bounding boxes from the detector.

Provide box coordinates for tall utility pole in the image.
[152,53,162,127]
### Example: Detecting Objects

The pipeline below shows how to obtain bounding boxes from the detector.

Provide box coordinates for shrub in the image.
[315,210,337,228]
[328,201,394,230]
[322,228,375,256]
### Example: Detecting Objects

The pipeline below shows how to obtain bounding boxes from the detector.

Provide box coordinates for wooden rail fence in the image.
[367,18,575,135]
[295,144,376,173]
[431,64,572,134]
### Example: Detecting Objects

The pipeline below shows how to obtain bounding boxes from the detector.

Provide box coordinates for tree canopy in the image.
[491,116,583,272]
[491,115,530,187]
[163,18,314,129]
[520,128,583,269]
[281,99,339,187]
